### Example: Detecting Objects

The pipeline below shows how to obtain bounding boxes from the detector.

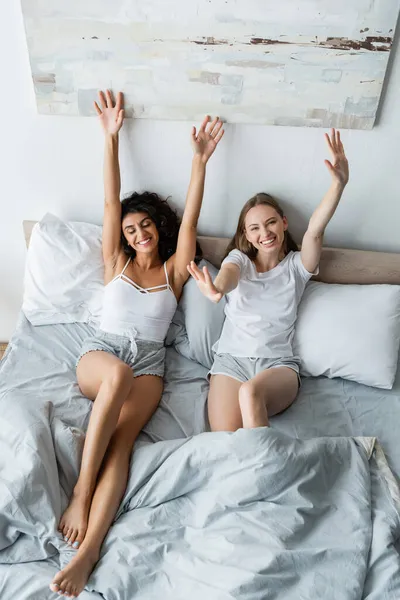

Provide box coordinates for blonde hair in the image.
[225,193,298,260]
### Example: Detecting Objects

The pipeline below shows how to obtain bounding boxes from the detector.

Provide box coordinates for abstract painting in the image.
[21,0,400,128]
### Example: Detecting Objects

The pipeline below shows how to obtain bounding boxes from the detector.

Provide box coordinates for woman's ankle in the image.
[77,542,101,564]
[72,482,94,502]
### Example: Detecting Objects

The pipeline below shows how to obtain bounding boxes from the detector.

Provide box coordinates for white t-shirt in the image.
[214,249,317,358]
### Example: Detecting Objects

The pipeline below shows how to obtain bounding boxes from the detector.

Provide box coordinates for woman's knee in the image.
[77,352,134,399]
[106,361,134,390]
[238,380,262,408]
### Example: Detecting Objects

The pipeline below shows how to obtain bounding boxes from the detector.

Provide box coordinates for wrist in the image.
[191,156,207,176]
[330,180,345,192]
[192,154,207,168]
[213,280,223,295]
[105,132,119,142]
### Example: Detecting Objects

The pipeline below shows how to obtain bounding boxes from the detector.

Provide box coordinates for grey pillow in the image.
[166,260,226,369]
[293,281,400,389]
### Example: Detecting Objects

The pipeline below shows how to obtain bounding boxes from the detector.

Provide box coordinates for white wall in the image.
[1,1,400,340]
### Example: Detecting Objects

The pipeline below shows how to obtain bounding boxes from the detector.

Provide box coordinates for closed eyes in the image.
[249,219,276,231]
[126,221,151,234]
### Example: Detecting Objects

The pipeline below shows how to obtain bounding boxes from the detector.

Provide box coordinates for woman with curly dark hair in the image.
[50,90,224,597]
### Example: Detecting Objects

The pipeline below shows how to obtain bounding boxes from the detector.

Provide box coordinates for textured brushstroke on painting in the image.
[322,36,392,51]
[250,38,290,46]
[33,73,56,95]
[193,37,229,45]
[189,71,221,85]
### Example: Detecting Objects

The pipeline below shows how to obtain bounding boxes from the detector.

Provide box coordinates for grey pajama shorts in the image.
[209,353,301,386]
[76,329,166,378]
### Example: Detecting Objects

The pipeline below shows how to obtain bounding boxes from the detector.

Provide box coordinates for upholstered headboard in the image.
[23,220,400,285]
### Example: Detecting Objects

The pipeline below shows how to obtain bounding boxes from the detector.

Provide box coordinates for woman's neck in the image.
[254,247,286,273]
[132,252,162,272]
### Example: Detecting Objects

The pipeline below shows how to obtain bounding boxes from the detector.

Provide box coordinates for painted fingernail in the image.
[73,541,79,548]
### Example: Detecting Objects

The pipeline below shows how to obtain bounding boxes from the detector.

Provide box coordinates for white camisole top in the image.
[99,257,177,343]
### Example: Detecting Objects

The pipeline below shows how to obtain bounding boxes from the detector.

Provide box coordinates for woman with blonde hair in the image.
[188,129,349,432]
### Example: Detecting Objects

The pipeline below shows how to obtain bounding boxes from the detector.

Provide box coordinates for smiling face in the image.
[244,204,288,255]
[122,211,159,254]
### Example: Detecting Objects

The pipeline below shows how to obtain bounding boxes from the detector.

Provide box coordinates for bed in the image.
[0,220,399,599]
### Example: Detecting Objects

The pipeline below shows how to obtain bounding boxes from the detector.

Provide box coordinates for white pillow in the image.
[293,281,400,389]
[23,213,104,326]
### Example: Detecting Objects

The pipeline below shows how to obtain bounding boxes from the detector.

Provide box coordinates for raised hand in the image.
[191,116,224,164]
[324,128,349,188]
[94,90,125,136]
[187,261,223,303]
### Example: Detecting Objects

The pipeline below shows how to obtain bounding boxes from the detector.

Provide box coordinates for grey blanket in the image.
[0,316,399,599]
[0,397,399,599]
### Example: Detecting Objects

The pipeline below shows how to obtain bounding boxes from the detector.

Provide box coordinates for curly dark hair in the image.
[120,191,202,263]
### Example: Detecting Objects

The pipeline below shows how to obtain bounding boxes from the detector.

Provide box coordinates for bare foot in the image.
[49,549,98,597]
[58,490,91,549]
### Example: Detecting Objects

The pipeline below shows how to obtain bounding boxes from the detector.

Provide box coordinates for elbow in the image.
[305,225,324,241]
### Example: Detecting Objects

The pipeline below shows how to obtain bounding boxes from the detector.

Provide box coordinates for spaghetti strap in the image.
[121,257,131,276]
[163,262,170,287]
[110,257,174,293]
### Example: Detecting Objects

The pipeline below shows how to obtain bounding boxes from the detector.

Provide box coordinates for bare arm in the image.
[94,90,125,271]
[170,116,224,287]
[187,261,240,303]
[174,154,206,270]
[214,263,241,295]
[301,129,349,273]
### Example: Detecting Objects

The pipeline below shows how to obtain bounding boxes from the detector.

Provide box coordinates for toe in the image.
[58,579,68,596]
[65,528,73,543]
[74,530,85,549]
[65,581,73,596]
[51,573,67,596]
[68,530,77,546]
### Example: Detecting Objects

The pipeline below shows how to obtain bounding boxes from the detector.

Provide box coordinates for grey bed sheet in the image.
[0,313,399,599]
[2,314,400,468]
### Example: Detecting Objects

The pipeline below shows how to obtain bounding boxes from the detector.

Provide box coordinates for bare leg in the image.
[208,374,242,432]
[208,368,298,432]
[239,367,299,429]
[59,351,135,549]
[50,374,163,598]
